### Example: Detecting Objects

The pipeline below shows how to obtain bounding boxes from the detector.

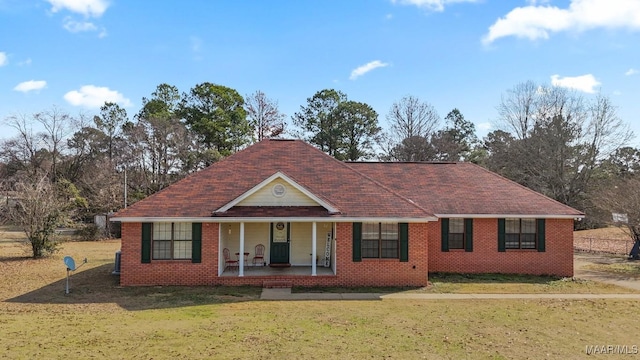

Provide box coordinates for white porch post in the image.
[312,222,317,276]
[239,222,245,277]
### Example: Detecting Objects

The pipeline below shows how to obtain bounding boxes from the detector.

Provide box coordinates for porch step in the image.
[263,280,293,289]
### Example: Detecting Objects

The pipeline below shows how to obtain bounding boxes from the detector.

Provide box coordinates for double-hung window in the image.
[152,222,193,260]
[448,218,465,249]
[505,218,536,249]
[361,222,399,259]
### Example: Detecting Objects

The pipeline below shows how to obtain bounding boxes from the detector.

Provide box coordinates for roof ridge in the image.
[464,162,585,215]
[293,141,434,217]
[344,163,435,217]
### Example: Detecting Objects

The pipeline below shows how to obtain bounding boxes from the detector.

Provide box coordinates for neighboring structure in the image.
[112,139,584,287]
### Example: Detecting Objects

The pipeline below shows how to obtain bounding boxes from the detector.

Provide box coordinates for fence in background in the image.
[574,237,632,255]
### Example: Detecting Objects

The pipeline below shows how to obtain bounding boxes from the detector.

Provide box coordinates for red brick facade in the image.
[427,218,573,277]
[120,218,574,287]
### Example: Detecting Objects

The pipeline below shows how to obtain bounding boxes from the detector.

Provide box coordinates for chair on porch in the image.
[223,248,239,272]
[253,244,265,267]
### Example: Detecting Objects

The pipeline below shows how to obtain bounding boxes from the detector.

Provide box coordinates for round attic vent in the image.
[272,183,286,198]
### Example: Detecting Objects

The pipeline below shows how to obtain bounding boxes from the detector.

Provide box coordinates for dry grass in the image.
[2,230,640,359]
[574,227,634,255]
[583,262,640,279]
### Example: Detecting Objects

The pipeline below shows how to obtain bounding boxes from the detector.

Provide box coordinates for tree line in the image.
[0,80,636,257]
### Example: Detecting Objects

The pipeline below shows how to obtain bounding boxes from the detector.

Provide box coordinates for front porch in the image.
[220,265,335,277]
[219,221,337,277]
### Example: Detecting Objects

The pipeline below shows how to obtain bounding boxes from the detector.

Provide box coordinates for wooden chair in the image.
[223,248,239,271]
[252,244,265,266]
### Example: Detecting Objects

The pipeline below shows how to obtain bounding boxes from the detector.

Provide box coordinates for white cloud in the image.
[625,68,638,76]
[350,60,389,80]
[550,74,601,93]
[477,122,492,131]
[0,52,7,66]
[391,0,478,12]
[483,0,640,44]
[13,80,47,93]
[64,85,132,108]
[18,58,32,66]
[63,18,97,32]
[46,0,109,17]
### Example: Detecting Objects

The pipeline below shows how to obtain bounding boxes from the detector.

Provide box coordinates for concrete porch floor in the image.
[220,265,334,277]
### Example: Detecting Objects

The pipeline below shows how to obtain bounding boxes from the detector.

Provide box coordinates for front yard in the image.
[1,231,639,359]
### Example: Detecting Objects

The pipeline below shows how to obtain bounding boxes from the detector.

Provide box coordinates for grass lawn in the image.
[1,234,639,359]
[583,262,640,278]
[294,272,640,294]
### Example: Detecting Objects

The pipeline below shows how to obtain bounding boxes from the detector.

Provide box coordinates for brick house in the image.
[112,139,584,287]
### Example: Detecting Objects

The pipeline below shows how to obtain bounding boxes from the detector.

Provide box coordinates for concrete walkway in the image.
[260,288,640,300]
[261,252,640,301]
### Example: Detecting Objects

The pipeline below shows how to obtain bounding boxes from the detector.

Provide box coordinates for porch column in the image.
[312,222,317,276]
[239,222,245,277]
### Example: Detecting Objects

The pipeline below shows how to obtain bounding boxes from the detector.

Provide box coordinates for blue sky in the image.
[1,0,639,145]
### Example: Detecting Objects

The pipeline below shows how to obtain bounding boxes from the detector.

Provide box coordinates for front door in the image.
[270,222,290,264]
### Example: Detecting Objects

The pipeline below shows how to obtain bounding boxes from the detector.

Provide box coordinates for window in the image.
[505,218,536,249]
[362,223,398,259]
[448,218,465,249]
[152,222,192,260]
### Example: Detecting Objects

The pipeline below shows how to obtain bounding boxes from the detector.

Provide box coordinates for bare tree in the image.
[3,174,66,258]
[387,95,440,141]
[245,90,286,141]
[2,113,45,177]
[585,94,632,161]
[34,107,74,181]
[384,95,440,161]
[492,81,633,215]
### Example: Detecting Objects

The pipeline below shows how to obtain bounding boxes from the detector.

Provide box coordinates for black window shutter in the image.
[498,218,506,252]
[192,223,202,263]
[141,222,152,263]
[399,223,409,262]
[352,222,362,262]
[441,218,449,252]
[537,219,546,252]
[465,218,473,252]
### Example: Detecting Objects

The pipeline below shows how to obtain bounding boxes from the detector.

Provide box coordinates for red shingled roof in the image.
[113,139,583,220]
[347,162,584,217]
[114,139,431,219]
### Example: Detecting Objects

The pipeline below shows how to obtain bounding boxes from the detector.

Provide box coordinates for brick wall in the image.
[120,222,220,286]
[427,218,574,277]
[331,222,429,286]
[119,218,573,287]
[120,221,431,287]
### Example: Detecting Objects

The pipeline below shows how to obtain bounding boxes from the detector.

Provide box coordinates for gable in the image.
[215,171,341,214]
[237,178,320,207]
